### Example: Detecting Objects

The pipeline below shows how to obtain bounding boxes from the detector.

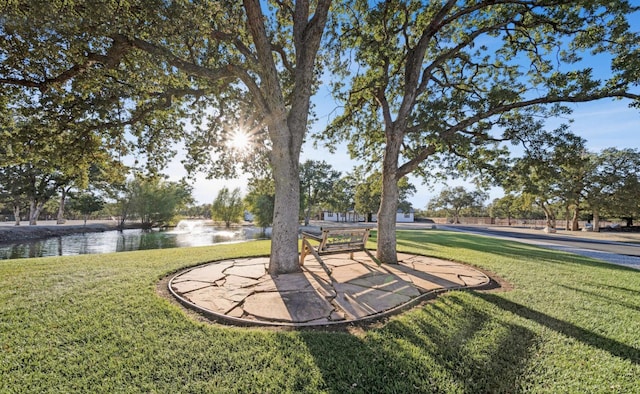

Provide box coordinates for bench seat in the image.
[300,227,372,265]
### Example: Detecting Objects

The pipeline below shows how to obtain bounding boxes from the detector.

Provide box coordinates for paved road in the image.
[443,225,640,256]
[438,225,640,270]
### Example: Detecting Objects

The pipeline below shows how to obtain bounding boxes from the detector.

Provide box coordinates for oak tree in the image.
[584,148,640,230]
[1,1,332,274]
[324,0,640,263]
[427,186,487,224]
[300,160,341,226]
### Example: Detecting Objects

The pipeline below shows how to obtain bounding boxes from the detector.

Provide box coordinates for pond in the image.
[0,220,268,260]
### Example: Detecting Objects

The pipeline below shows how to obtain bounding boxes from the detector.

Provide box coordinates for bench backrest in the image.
[318,227,370,253]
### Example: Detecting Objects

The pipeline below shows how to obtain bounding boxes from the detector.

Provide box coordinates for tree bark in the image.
[13,204,20,226]
[377,130,402,264]
[377,179,399,264]
[571,206,580,231]
[454,210,461,224]
[28,200,44,225]
[268,119,302,275]
[56,188,68,224]
[243,0,329,275]
[593,208,600,232]
[539,201,555,230]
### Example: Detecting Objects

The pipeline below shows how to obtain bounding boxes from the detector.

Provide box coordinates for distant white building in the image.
[323,211,345,222]
[322,210,365,222]
[371,208,414,223]
[322,208,414,223]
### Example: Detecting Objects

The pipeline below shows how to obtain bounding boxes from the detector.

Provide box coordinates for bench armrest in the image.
[301,231,323,242]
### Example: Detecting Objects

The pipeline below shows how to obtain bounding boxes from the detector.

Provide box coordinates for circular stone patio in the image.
[168,251,490,327]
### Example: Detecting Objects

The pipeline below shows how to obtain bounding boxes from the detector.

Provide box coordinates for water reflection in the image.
[0,225,268,260]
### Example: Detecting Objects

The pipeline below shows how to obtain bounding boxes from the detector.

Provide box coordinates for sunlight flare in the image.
[227,128,251,151]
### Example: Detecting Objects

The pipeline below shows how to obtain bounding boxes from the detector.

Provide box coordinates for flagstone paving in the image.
[168,251,490,326]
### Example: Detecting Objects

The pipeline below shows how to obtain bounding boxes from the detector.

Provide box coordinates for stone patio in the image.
[168,251,490,326]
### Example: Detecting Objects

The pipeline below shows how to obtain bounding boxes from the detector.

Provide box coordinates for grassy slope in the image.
[1,231,638,393]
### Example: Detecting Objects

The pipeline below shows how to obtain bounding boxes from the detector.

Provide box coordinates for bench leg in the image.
[300,238,333,277]
[363,248,381,266]
[300,238,316,266]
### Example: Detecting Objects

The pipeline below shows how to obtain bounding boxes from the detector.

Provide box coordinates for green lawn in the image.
[1,231,638,393]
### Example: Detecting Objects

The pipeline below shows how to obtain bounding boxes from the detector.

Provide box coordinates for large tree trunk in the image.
[377,132,402,265]
[268,118,303,275]
[56,188,68,224]
[539,202,555,231]
[13,204,20,226]
[571,206,580,231]
[544,214,553,229]
[29,199,44,225]
[242,0,330,275]
[592,208,600,232]
[544,213,552,228]
[377,177,399,264]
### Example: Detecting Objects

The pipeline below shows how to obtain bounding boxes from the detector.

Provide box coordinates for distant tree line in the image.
[207,159,418,231]
[240,159,416,229]
[425,132,640,231]
[0,157,193,229]
[498,131,640,231]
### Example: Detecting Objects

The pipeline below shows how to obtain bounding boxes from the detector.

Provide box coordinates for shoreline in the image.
[0,221,126,244]
[2,219,640,246]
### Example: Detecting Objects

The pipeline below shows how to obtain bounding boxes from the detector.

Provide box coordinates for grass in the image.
[1,231,639,393]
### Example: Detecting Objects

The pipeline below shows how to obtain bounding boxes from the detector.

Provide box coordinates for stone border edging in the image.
[167,254,493,328]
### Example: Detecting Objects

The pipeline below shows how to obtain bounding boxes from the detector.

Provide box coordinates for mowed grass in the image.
[1,231,639,393]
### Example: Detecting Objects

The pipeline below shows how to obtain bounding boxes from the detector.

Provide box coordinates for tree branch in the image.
[398,90,640,178]
[0,36,131,92]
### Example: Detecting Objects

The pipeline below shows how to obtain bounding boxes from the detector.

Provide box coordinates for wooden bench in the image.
[300,227,373,266]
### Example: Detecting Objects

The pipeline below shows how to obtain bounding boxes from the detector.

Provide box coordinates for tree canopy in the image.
[504,141,640,231]
[428,186,487,224]
[590,148,640,227]
[2,0,640,267]
[501,127,589,229]
[211,187,244,228]
[244,175,275,232]
[300,160,342,226]
[118,175,193,229]
[322,0,640,262]
[355,173,416,221]
[69,192,105,225]
[1,0,332,274]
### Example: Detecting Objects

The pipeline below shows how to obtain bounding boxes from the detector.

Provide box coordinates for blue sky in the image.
[165,9,640,210]
[166,95,639,210]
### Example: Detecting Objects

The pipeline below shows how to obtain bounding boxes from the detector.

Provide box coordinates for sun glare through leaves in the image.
[227,128,251,152]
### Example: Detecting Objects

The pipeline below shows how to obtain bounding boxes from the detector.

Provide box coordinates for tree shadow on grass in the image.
[589,283,640,296]
[475,292,640,365]
[297,293,539,393]
[557,283,640,313]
